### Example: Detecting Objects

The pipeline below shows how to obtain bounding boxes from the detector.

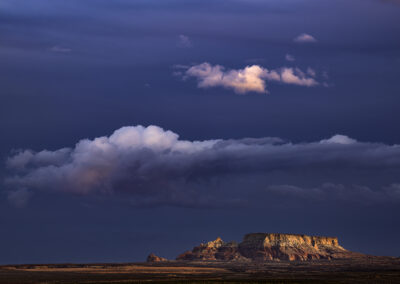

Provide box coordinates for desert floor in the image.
[1,256,399,283]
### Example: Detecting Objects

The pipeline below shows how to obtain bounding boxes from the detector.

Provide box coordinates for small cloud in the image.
[172,71,183,77]
[185,63,269,94]
[384,184,400,199]
[307,67,316,77]
[7,188,32,208]
[285,54,295,62]
[320,71,332,87]
[177,35,192,48]
[172,64,191,69]
[7,148,71,170]
[180,63,320,94]
[294,33,317,43]
[279,67,319,87]
[6,149,34,170]
[50,46,72,53]
[320,134,357,145]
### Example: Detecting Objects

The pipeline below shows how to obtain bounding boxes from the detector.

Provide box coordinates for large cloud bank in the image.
[5,126,400,207]
[180,63,319,94]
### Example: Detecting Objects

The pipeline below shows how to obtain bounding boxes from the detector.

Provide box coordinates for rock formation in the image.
[176,237,246,261]
[238,233,360,261]
[176,233,362,262]
[147,253,168,262]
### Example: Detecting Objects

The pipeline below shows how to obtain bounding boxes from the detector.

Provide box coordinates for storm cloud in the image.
[5,125,400,207]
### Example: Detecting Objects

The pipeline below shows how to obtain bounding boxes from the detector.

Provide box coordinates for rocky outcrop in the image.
[147,253,168,262]
[176,237,247,261]
[176,233,362,262]
[238,233,359,261]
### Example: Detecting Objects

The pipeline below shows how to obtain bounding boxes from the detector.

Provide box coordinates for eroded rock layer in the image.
[238,233,359,261]
[176,233,362,262]
[177,237,246,261]
[147,253,168,262]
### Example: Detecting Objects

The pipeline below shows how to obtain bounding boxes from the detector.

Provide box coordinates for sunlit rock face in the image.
[238,233,355,261]
[147,253,168,262]
[176,237,246,261]
[177,233,362,262]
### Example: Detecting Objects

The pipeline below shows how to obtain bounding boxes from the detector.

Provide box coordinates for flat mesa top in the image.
[245,233,338,239]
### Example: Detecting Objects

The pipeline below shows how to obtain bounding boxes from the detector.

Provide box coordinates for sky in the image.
[1,0,400,264]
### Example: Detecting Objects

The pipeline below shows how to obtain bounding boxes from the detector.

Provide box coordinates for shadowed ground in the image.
[0,256,399,283]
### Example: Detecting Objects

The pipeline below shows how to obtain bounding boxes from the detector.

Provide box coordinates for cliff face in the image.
[147,253,168,262]
[176,233,361,262]
[238,233,353,261]
[177,237,246,261]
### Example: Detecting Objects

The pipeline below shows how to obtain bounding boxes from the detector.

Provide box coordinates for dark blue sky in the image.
[1,0,400,264]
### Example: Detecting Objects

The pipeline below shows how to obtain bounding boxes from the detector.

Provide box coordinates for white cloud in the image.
[7,148,71,170]
[294,33,317,43]
[177,34,192,48]
[279,67,318,86]
[186,63,269,94]
[5,125,400,207]
[320,134,357,145]
[6,125,219,195]
[285,54,295,62]
[183,63,319,94]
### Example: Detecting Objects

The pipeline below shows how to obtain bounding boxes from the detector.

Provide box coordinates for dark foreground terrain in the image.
[1,256,400,284]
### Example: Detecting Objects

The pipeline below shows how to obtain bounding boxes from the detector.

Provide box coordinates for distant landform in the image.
[149,233,364,262]
[2,233,399,283]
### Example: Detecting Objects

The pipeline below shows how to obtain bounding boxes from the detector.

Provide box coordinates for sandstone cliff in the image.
[177,237,247,261]
[147,253,168,262]
[238,233,359,261]
[176,233,362,262]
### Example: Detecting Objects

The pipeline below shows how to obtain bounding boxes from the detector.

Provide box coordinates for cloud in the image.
[185,63,269,94]
[383,184,400,198]
[50,46,72,53]
[294,33,317,43]
[182,63,319,94]
[4,125,400,207]
[320,134,357,145]
[7,148,71,170]
[266,183,400,204]
[7,188,32,208]
[285,54,295,62]
[177,34,192,48]
[307,67,316,77]
[279,67,318,86]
